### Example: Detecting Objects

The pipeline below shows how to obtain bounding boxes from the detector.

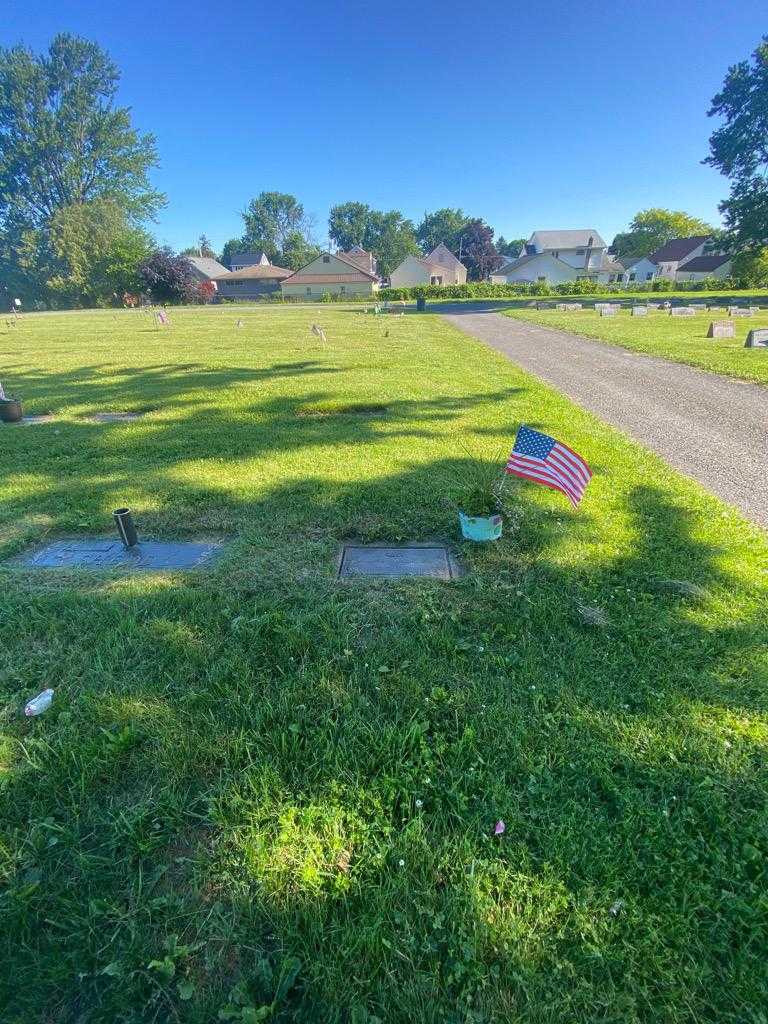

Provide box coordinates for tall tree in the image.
[0,34,164,232]
[328,202,372,251]
[706,37,768,252]
[496,236,526,258]
[328,202,419,276]
[416,208,469,254]
[242,192,313,256]
[280,231,321,270]
[47,199,153,305]
[181,234,216,258]
[611,209,714,260]
[460,219,501,280]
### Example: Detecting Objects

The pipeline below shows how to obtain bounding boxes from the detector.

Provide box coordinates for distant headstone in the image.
[631,305,648,316]
[600,307,616,317]
[729,307,752,317]
[670,306,695,317]
[707,320,734,338]
[745,328,768,348]
[749,306,760,314]
[564,302,582,310]
[689,304,706,312]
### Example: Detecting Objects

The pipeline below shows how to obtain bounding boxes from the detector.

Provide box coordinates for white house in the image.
[389,243,467,287]
[674,254,732,281]
[624,255,659,283]
[648,237,710,280]
[490,229,624,285]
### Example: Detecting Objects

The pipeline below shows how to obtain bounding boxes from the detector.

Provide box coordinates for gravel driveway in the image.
[439,307,768,529]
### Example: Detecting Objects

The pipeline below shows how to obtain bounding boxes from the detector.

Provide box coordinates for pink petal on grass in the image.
[494,820,506,836]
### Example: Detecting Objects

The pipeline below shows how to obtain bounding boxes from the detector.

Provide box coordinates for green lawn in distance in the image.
[1,306,767,1023]
[503,305,768,385]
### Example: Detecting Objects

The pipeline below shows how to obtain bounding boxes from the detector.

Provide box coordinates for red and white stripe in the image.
[507,440,591,507]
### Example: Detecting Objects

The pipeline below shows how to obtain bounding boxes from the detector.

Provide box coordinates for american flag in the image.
[506,425,592,507]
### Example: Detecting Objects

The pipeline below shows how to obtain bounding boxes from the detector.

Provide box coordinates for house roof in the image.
[427,243,466,270]
[338,247,377,272]
[529,229,606,251]
[624,254,659,268]
[599,256,625,273]
[230,251,271,266]
[186,256,230,278]
[677,254,731,272]
[284,251,379,283]
[649,236,710,263]
[213,264,292,281]
[493,252,576,275]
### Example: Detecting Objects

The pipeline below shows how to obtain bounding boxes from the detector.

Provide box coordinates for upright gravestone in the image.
[729,307,752,317]
[689,304,706,312]
[745,328,768,349]
[670,307,695,317]
[631,305,648,316]
[565,302,582,310]
[707,320,735,338]
[600,306,616,317]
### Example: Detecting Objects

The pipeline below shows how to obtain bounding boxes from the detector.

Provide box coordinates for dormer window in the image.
[322,255,330,263]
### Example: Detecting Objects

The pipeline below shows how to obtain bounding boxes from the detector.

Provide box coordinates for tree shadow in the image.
[0,449,766,1020]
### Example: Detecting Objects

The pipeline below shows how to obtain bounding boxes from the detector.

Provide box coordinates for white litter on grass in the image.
[24,689,54,716]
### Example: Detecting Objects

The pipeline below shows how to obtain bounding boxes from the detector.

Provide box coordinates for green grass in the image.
[1,306,767,1023]
[503,305,768,385]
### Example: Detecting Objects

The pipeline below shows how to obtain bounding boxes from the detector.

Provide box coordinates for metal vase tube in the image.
[113,507,138,548]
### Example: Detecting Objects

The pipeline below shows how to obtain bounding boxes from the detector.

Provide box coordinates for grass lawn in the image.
[502,306,768,385]
[1,305,767,1023]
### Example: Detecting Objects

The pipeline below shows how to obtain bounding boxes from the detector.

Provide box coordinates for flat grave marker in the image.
[14,538,221,571]
[90,412,146,423]
[729,307,752,317]
[707,320,735,339]
[670,307,696,317]
[631,305,648,316]
[745,328,768,349]
[338,544,460,580]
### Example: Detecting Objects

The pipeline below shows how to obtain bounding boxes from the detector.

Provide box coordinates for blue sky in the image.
[3,0,764,252]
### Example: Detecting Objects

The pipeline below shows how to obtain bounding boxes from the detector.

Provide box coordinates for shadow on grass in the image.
[0,446,766,1021]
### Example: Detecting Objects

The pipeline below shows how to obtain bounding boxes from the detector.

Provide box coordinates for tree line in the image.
[1,34,766,308]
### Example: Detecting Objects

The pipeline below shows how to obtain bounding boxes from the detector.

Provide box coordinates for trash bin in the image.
[416,296,426,312]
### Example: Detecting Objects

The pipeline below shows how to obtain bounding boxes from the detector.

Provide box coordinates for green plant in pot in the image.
[0,380,22,423]
[449,448,518,542]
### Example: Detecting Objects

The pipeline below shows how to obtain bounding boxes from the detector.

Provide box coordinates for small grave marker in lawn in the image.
[599,306,617,317]
[338,544,460,580]
[15,538,221,571]
[745,328,768,349]
[729,307,752,317]
[707,320,735,339]
[670,307,696,317]
[631,305,648,316]
[91,412,145,423]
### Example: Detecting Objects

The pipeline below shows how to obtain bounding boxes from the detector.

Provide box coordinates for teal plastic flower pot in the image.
[459,511,503,542]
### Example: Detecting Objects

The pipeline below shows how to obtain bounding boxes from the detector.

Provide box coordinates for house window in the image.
[646,272,653,281]
[537,276,546,282]
[340,285,346,293]
[322,255,330,263]
[306,287,311,294]
[629,273,636,282]
[552,251,559,258]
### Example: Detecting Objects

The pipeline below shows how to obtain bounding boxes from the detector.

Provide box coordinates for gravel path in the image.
[440,307,768,528]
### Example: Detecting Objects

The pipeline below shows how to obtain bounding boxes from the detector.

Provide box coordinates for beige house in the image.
[280,250,379,299]
[389,243,467,288]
